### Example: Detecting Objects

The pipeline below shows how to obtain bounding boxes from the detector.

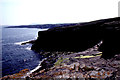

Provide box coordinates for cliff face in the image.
[31,17,120,59]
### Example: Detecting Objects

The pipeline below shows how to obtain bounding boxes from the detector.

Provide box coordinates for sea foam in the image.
[14,28,49,45]
[25,47,31,50]
[14,40,28,45]
[23,58,47,78]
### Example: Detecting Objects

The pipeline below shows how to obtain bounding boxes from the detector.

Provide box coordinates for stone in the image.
[1,69,30,79]
[80,64,85,69]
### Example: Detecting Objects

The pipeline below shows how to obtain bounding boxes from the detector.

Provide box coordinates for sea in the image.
[1,27,48,77]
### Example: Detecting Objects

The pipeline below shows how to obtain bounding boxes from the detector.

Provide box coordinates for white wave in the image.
[30,58,47,73]
[39,28,49,31]
[25,47,31,50]
[23,58,47,78]
[14,40,30,45]
[14,28,49,46]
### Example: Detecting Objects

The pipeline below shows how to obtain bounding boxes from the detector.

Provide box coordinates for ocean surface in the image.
[2,27,48,77]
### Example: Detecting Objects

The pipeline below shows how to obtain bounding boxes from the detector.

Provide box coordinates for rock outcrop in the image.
[31,17,120,59]
[2,17,120,79]
[1,69,29,79]
[2,50,120,79]
[26,50,120,79]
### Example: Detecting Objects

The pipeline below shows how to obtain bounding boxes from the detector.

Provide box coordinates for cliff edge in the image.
[31,17,120,59]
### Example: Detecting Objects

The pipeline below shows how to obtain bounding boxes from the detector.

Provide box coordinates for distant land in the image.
[5,23,80,29]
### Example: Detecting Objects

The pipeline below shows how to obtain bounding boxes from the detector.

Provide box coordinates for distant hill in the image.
[5,23,79,29]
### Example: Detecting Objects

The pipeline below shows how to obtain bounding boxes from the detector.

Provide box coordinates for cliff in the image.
[2,17,120,79]
[31,17,120,59]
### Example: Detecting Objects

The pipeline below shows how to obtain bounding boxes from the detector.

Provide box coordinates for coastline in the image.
[2,47,120,79]
[2,17,120,79]
[1,39,120,79]
[22,58,47,78]
[25,49,120,79]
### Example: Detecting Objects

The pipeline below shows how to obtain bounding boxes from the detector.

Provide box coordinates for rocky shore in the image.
[30,52,120,79]
[26,44,120,79]
[2,17,120,79]
[2,47,120,79]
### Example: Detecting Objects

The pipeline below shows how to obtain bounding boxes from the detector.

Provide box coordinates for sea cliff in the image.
[2,17,120,79]
[32,17,120,59]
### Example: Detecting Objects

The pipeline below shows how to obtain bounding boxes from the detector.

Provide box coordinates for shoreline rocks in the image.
[1,48,120,79]
[2,17,120,79]
[28,50,120,79]
[1,69,30,79]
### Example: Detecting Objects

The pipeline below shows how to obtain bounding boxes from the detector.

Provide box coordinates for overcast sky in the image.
[0,0,119,26]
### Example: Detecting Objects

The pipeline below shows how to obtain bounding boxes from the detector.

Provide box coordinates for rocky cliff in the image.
[31,17,120,59]
[2,17,120,79]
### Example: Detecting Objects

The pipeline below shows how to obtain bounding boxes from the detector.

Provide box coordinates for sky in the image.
[0,0,119,26]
